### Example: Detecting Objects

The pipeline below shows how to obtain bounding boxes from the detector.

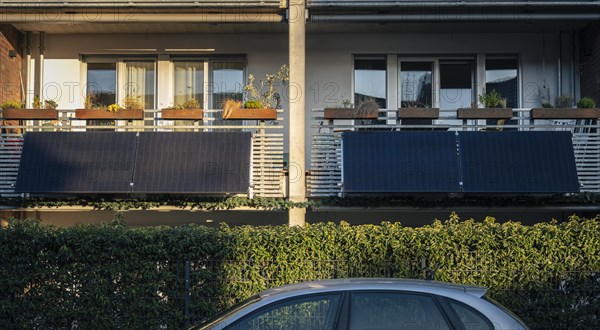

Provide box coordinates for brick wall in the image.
[580,23,600,104]
[0,24,23,104]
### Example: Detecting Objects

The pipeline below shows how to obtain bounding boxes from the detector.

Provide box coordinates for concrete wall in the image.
[0,24,22,104]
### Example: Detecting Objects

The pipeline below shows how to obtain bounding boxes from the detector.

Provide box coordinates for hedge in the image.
[1,214,599,329]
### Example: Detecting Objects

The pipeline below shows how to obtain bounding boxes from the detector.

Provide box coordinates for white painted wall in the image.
[36,31,577,162]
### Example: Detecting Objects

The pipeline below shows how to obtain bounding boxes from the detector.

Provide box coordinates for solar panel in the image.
[342,131,461,193]
[458,131,580,193]
[15,132,137,193]
[133,132,251,194]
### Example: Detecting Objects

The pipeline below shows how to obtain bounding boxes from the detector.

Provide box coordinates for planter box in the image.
[75,108,144,120]
[161,109,203,120]
[1,108,58,120]
[457,108,513,119]
[531,108,600,119]
[323,108,379,119]
[223,108,277,120]
[397,108,440,119]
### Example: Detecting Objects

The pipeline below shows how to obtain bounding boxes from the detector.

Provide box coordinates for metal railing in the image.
[0,109,286,198]
[308,108,600,196]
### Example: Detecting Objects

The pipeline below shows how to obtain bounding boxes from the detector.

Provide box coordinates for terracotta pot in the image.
[223,108,277,120]
[397,108,440,119]
[1,108,58,120]
[161,109,203,120]
[457,108,513,119]
[531,108,600,119]
[75,108,144,120]
[323,108,379,119]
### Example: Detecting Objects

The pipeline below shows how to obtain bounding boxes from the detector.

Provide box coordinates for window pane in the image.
[174,61,204,106]
[227,294,341,330]
[126,62,155,109]
[354,58,387,108]
[212,61,244,109]
[440,61,474,110]
[87,63,116,107]
[486,58,518,108]
[350,292,450,330]
[448,299,492,330]
[400,62,433,108]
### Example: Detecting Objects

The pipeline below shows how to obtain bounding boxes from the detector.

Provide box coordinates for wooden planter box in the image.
[75,108,144,120]
[531,108,600,119]
[397,108,440,119]
[323,108,379,120]
[457,108,513,119]
[161,109,203,120]
[1,108,58,120]
[223,108,277,120]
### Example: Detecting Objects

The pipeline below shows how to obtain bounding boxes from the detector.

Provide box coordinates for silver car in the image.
[195,278,528,330]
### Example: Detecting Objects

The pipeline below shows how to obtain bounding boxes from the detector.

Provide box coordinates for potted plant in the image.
[222,64,288,120]
[324,98,380,120]
[397,101,439,119]
[0,97,59,120]
[161,98,203,120]
[531,95,600,119]
[457,90,513,120]
[76,94,144,120]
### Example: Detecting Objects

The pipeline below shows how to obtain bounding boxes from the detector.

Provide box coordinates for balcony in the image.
[309,108,600,196]
[0,109,285,198]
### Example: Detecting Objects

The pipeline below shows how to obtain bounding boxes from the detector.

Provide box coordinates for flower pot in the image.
[323,108,379,119]
[75,108,144,120]
[397,108,440,119]
[161,109,203,120]
[1,108,58,120]
[531,108,600,119]
[457,108,513,119]
[223,108,277,120]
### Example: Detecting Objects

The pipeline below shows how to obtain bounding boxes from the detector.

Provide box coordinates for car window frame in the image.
[343,290,456,330]
[438,296,495,330]
[223,291,345,330]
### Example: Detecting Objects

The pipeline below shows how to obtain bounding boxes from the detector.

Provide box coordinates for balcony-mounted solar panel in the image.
[342,131,461,193]
[15,132,137,193]
[132,132,251,194]
[458,131,580,193]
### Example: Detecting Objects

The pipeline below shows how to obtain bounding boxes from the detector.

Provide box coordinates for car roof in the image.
[260,278,487,299]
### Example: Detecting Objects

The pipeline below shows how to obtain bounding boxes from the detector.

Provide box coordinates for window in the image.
[173,61,204,106]
[226,293,342,330]
[447,299,493,330]
[125,61,155,109]
[440,61,475,110]
[485,57,518,108]
[86,63,116,107]
[400,61,434,108]
[349,292,450,330]
[212,61,244,109]
[354,57,387,108]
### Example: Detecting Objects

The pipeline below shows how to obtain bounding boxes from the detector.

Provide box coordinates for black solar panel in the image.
[458,131,580,193]
[15,132,136,193]
[342,131,461,193]
[133,132,251,193]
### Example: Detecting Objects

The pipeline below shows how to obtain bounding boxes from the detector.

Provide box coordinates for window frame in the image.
[352,55,389,109]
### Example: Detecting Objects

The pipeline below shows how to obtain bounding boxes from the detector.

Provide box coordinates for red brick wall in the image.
[580,23,600,104]
[0,24,23,104]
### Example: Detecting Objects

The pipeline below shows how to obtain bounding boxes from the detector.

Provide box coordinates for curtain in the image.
[174,62,203,106]
[126,62,154,109]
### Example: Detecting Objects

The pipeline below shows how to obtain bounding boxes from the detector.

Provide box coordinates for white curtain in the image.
[126,62,154,109]
[174,62,203,105]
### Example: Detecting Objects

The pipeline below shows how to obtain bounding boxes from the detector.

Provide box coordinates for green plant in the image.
[577,97,596,109]
[243,100,263,109]
[165,98,202,110]
[107,103,121,112]
[122,95,143,110]
[555,95,574,108]
[478,90,505,108]
[242,64,289,109]
[43,100,58,110]
[32,95,42,109]
[541,102,553,108]
[0,100,23,109]
[342,99,352,108]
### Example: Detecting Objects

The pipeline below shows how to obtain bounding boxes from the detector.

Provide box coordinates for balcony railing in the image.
[0,109,285,198]
[309,108,600,196]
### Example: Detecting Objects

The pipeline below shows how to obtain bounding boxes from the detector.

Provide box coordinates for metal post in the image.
[184,259,191,329]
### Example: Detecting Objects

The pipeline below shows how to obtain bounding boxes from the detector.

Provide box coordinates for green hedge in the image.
[1,214,599,329]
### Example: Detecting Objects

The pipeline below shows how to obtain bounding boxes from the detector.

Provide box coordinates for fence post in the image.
[184,259,191,329]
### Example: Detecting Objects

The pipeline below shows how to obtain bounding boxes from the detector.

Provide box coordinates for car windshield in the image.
[191,294,261,330]
[484,296,530,329]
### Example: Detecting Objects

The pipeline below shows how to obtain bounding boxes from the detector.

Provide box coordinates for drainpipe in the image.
[558,32,562,99]
[288,0,306,226]
[39,32,45,102]
[25,32,32,108]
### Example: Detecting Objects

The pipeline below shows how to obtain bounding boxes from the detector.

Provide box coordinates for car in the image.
[193,278,529,330]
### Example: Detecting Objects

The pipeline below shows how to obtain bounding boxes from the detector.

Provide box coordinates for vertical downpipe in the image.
[25,32,32,108]
[557,32,562,98]
[39,32,45,102]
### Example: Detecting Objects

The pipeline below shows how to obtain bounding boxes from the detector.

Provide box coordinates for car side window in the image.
[447,299,493,330]
[349,292,451,330]
[225,293,342,330]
